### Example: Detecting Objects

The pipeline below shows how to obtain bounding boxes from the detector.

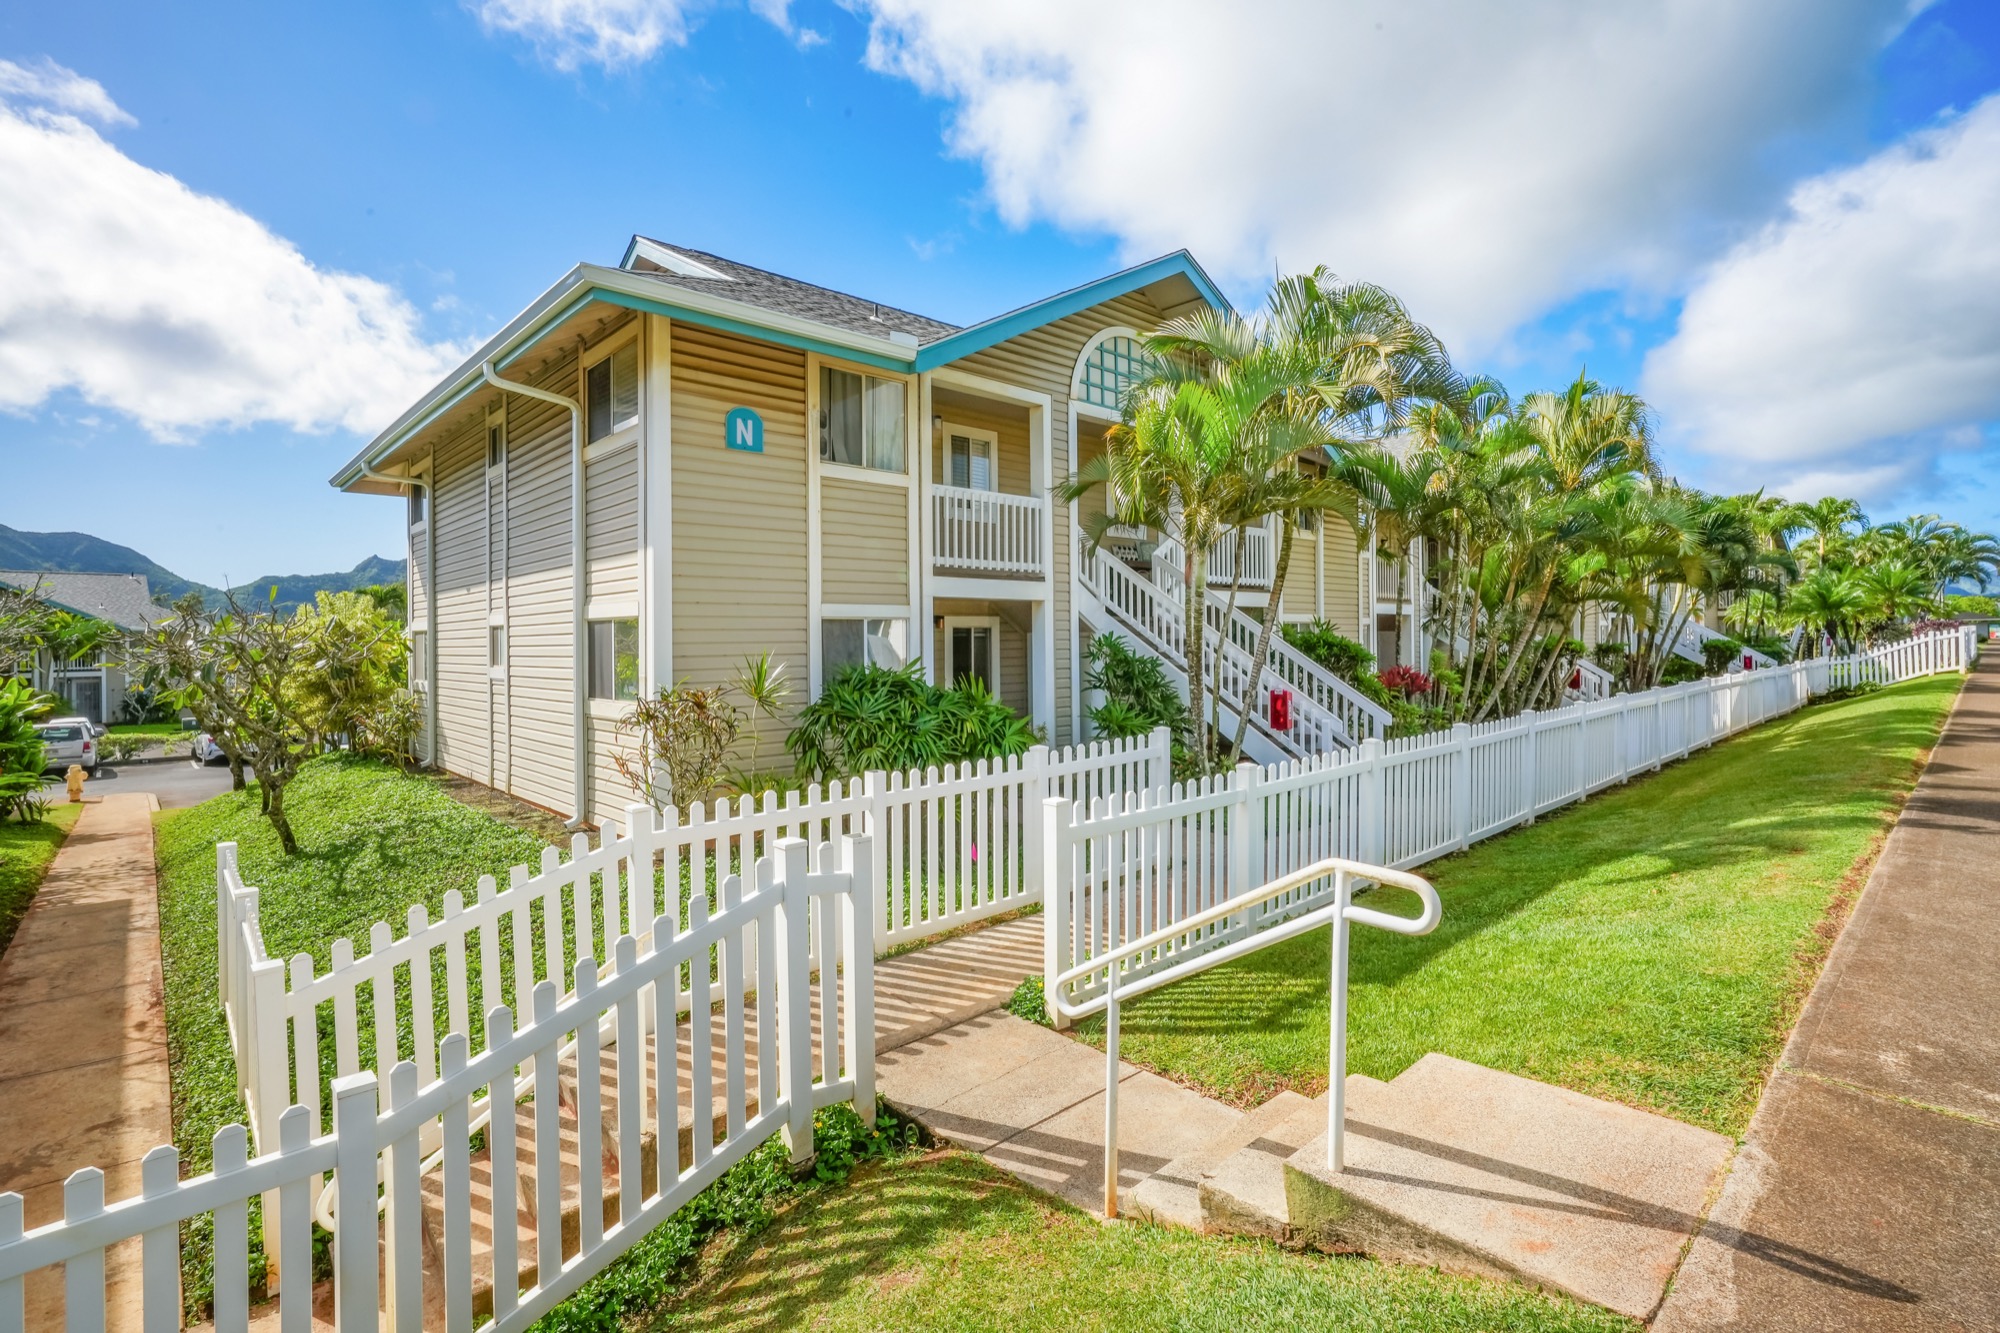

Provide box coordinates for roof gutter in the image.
[480,360,591,831]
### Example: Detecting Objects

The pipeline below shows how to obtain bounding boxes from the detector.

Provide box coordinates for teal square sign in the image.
[724,407,764,453]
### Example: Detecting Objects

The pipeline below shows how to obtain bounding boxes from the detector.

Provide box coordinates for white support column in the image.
[643,313,674,693]
[917,372,935,686]
[1032,599,1057,737]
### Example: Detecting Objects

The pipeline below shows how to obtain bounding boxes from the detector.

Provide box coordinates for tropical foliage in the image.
[1061,268,1998,760]
[787,662,1037,783]
[0,679,53,823]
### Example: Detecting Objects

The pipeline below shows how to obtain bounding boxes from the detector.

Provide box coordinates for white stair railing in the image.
[1078,538,1358,758]
[1567,658,1616,702]
[1101,535,1389,749]
[1042,830,1441,1211]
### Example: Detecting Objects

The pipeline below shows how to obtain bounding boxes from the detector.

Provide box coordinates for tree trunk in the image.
[264,777,298,856]
[228,753,246,792]
[1212,529,1249,758]
[1473,571,1558,722]
[1181,539,1208,772]
[1230,523,1298,766]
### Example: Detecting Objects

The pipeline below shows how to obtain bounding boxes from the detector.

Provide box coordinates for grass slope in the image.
[155,755,553,1311]
[1080,676,1958,1136]
[0,803,82,959]
[657,1151,1633,1333]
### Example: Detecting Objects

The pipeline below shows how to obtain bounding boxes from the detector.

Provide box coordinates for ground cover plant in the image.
[154,754,553,1314]
[1068,674,1958,1137]
[654,1149,1633,1333]
[0,800,81,958]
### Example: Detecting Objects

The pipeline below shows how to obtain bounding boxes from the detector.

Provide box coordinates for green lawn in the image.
[154,754,556,1312]
[655,1151,1633,1333]
[109,722,187,736]
[1078,675,1959,1136]
[0,802,83,959]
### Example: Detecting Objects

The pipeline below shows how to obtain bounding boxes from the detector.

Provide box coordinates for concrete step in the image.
[1282,1053,1734,1322]
[1126,1089,1313,1231]
[1198,1077,1391,1240]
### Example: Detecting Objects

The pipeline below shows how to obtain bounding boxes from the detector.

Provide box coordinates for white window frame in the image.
[581,328,643,458]
[940,614,1002,695]
[939,422,1000,493]
[813,357,913,485]
[407,483,428,533]
[813,604,914,695]
[1070,324,1146,423]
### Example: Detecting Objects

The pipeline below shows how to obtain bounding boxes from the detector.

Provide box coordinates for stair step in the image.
[1197,1078,1388,1239]
[1126,1089,1314,1231]
[1280,1054,1734,1321]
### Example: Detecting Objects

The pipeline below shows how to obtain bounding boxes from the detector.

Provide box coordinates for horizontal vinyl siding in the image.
[672,324,809,773]
[932,401,1032,496]
[588,713,640,829]
[431,415,490,786]
[998,618,1029,716]
[501,350,581,816]
[821,476,909,605]
[585,441,641,606]
[955,292,1163,743]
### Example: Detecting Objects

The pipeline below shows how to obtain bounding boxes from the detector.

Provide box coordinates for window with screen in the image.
[947,430,995,490]
[407,485,427,527]
[409,631,427,686]
[588,619,641,701]
[586,343,640,444]
[819,367,905,472]
[821,617,908,684]
[488,625,507,670]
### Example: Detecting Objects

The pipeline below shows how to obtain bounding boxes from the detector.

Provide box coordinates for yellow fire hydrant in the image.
[65,763,87,804]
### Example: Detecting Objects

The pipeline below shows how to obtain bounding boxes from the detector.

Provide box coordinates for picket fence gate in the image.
[1045,626,1979,1015]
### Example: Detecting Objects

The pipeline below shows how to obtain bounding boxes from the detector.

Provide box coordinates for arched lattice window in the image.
[1073,329,1153,413]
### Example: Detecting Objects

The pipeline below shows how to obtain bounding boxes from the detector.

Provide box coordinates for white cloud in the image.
[467,0,816,65]
[0,56,133,127]
[0,60,463,441]
[470,0,710,69]
[1644,94,2000,503]
[848,0,1915,354]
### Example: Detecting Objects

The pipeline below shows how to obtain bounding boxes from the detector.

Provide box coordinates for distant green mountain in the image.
[0,524,211,603]
[225,555,407,613]
[0,524,404,615]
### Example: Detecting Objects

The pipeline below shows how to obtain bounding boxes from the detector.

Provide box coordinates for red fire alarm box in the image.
[1269,688,1292,732]
[1569,667,1582,691]
[1744,652,1755,671]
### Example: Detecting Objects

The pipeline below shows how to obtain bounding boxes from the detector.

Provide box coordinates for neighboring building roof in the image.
[0,571,168,631]
[623,237,961,346]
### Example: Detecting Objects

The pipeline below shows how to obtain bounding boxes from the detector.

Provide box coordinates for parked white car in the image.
[37,721,99,774]
[192,732,230,766]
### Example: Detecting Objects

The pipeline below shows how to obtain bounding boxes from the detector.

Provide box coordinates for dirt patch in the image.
[424,769,574,844]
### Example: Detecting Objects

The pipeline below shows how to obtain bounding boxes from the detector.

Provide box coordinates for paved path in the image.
[0,793,169,1330]
[1659,658,2000,1332]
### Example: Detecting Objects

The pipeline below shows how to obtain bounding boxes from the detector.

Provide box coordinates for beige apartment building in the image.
[332,239,1388,826]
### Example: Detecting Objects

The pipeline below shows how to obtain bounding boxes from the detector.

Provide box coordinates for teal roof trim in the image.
[913,251,1230,373]
[587,290,915,374]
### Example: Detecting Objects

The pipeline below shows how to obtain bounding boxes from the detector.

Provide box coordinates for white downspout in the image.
[481,360,590,830]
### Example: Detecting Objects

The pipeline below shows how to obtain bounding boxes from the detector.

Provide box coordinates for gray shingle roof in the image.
[0,571,168,631]
[624,238,961,346]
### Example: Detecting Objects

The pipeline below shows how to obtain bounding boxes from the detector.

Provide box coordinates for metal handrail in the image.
[1050,856,1440,1217]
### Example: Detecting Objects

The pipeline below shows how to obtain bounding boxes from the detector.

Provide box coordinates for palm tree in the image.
[1783,570,1867,654]
[1789,496,1865,568]
[1859,562,1937,632]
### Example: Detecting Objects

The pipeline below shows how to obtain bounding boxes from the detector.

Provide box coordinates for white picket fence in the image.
[1045,626,1979,1013]
[1,626,1974,1328]
[2,831,875,1333]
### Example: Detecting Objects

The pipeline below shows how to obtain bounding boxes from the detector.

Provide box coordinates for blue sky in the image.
[2,0,1998,588]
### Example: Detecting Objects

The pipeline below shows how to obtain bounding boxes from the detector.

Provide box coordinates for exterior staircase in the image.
[882,1008,1735,1325]
[1074,536,1389,763]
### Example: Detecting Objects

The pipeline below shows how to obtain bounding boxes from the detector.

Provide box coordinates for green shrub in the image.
[1006,974,1052,1028]
[1660,656,1706,686]
[1743,632,1791,664]
[1701,635,1745,675]
[787,663,1036,782]
[1083,634,1185,739]
[1945,593,1997,619]
[0,680,51,823]
[1278,620,1374,682]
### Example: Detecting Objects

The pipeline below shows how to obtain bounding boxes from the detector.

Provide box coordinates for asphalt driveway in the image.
[41,758,240,810]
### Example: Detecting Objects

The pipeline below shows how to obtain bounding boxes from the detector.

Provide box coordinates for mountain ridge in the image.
[0,524,404,614]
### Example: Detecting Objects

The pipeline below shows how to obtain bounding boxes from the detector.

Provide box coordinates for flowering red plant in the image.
[1377,665,1434,697]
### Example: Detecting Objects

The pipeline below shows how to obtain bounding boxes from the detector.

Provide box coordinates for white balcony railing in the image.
[931,485,1046,577]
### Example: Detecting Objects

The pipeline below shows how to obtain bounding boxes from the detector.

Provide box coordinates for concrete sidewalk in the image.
[1659,658,2000,1332]
[0,792,170,1329]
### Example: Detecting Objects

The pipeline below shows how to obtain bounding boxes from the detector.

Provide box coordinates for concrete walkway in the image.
[1659,657,2000,1332]
[0,792,168,1329]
